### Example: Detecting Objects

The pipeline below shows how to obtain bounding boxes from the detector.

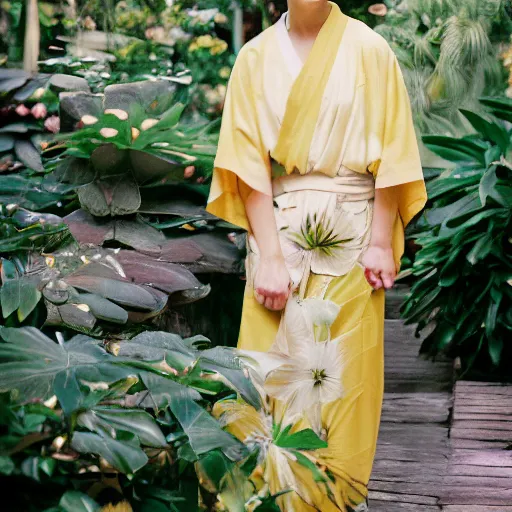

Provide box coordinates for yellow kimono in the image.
[206,3,426,511]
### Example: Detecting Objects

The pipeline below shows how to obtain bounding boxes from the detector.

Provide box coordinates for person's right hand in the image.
[253,254,291,311]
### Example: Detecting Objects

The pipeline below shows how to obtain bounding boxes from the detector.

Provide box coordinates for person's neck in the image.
[287,1,332,37]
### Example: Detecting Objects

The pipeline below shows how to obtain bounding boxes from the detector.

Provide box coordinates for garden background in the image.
[0,1,511,511]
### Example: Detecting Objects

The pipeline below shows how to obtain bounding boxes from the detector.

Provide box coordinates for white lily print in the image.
[247,190,372,297]
[240,297,345,435]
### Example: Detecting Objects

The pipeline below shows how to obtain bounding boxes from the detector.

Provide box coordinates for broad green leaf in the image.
[118,331,197,372]
[14,140,44,172]
[77,407,167,448]
[459,109,509,152]
[423,135,487,165]
[0,327,131,407]
[479,166,510,207]
[466,233,493,265]
[77,293,129,324]
[274,425,327,450]
[64,274,161,312]
[17,277,42,322]
[53,157,96,186]
[139,372,201,411]
[169,388,245,460]
[71,431,148,474]
[0,134,14,152]
[59,491,99,512]
[1,259,20,318]
[198,347,260,408]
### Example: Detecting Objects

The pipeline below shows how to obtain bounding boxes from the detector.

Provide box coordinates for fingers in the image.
[255,287,289,311]
[364,268,383,290]
[364,267,395,290]
[381,271,395,290]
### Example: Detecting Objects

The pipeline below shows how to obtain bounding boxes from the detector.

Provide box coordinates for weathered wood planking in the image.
[440,381,512,508]
[369,319,453,510]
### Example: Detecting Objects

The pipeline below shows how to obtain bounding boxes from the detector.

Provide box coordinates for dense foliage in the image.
[402,97,512,374]
[376,0,512,134]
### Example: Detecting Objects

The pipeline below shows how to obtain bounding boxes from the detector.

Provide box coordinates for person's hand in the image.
[361,245,396,290]
[253,254,291,311]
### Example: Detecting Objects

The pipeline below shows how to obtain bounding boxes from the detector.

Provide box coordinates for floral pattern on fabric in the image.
[246,191,373,298]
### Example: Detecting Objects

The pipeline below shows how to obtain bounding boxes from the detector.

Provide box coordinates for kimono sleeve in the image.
[206,46,272,231]
[375,48,427,228]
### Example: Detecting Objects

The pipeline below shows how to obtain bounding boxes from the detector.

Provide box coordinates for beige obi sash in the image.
[271,164,375,200]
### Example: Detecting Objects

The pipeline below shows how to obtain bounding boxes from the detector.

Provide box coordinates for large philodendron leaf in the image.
[0,259,42,321]
[77,174,141,217]
[71,431,148,474]
[0,327,132,410]
[58,491,100,512]
[118,331,260,408]
[77,407,167,447]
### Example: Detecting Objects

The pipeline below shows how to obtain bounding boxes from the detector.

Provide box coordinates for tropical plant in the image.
[0,79,244,336]
[0,325,262,511]
[375,0,512,134]
[402,96,512,374]
[0,68,93,179]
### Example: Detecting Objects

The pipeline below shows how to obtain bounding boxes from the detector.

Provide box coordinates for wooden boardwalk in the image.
[440,381,512,511]
[369,320,453,511]
[369,317,512,511]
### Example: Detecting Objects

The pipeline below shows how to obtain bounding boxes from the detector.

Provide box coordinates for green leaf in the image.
[77,293,129,324]
[169,388,245,460]
[0,327,131,408]
[139,372,201,411]
[17,277,42,322]
[0,455,14,475]
[1,259,20,318]
[77,407,167,448]
[459,109,509,152]
[71,431,148,474]
[52,157,96,186]
[423,135,487,165]
[466,233,493,265]
[58,491,100,512]
[479,166,510,207]
[274,426,327,451]
[0,134,15,152]
[77,174,141,217]
[14,140,44,172]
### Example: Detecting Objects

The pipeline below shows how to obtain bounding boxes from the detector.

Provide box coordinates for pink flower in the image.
[31,103,47,119]
[184,165,195,179]
[44,115,60,134]
[368,3,388,16]
[15,104,31,116]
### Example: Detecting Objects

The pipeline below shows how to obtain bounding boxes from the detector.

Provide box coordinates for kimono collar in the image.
[272,2,348,175]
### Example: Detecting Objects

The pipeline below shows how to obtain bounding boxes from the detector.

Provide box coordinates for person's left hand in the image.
[361,246,396,290]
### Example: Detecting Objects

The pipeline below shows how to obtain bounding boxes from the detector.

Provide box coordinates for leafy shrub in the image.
[375,0,512,134]
[0,325,260,511]
[402,97,512,374]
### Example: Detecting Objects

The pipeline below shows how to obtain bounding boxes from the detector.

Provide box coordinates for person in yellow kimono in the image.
[206,1,427,511]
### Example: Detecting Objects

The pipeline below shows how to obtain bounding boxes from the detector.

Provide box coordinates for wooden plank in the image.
[447,464,512,478]
[443,475,512,488]
[450,428,512,441]
[440,486,512,506]
[450,438,511,450]
[371,502,439,511]
[369,480,443,496]
[368,491,439,505]
[443,507,512,512]
[449,450,512,467]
